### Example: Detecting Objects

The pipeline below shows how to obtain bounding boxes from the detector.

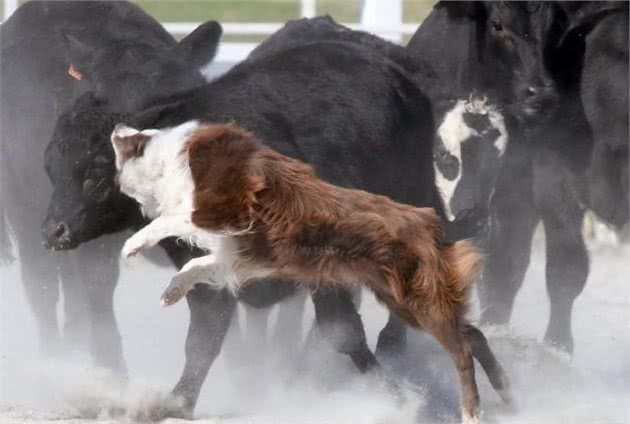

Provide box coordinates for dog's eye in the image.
[491,20,503,32]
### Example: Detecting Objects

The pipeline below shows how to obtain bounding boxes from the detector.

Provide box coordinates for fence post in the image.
[360,0,403,43]
[3,0,18,21]
[301,0,316,18]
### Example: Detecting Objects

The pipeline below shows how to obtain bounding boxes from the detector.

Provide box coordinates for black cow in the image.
[478,2,628,354]
[43,38,513,418]
[408,1,558,122]
[0,0,221,372]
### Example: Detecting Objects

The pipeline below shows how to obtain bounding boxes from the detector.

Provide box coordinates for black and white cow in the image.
[375,1,559,364]
[42,33,519,417]
[477,1,628,354]
[0,0,221,372]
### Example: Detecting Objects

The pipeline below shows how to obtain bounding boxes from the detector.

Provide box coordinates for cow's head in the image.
[42,96,185,250]
[60,20,222,112]
[42,93,138,250]
[433,96,508,225]
[440,1,558,121]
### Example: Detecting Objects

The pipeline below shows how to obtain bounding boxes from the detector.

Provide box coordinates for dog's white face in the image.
[111,124,163,215]
[110,124,161,170]
[110,121,200,219]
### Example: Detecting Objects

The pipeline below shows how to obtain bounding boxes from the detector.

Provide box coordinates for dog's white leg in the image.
[122,215,195,258]
[161,254,223,306]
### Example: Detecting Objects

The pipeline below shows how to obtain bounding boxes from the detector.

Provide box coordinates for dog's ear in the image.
[188,124,265,231]
[110,124,158,169]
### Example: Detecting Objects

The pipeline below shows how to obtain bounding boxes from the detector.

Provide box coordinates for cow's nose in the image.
[52,222,68,238]
[520,83,558,118]
[42,220,72,250]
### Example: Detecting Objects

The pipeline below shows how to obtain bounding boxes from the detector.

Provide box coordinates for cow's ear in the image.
[131,101,185,129]
[60,31,102,75]
[440,1,485,19]
[176,20,223,68]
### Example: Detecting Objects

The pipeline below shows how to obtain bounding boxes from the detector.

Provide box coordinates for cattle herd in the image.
[0,1,628,423]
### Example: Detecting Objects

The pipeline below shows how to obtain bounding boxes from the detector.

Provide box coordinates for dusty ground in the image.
[1,230,629,424]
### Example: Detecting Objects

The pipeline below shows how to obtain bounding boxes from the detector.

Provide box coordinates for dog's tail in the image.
[426,239,482,319]
[447,239,483,293]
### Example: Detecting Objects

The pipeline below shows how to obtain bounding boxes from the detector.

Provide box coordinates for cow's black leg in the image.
[15,231,62,355]
[244,304,270,352]
[375,313,407,359]
[532,148,590,354]
[311,287,378,373]
[77,237,126,374]
[169,286,237,418]
[479,148,539,326]
[58,252,90,353]
[272,288,308,354]
[538,195,588,355]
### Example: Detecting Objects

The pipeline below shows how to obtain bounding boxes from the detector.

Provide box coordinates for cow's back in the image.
[136,42,443,212]
[0,0,175,208]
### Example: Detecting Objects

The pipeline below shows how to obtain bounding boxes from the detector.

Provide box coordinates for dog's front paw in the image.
[160,274,193,307]
[122,236,146,258]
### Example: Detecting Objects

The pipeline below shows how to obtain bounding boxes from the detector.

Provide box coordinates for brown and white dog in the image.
[111,121,512,423]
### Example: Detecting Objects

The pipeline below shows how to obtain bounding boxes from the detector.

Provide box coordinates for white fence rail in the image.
[166,21,419,62]
[2,0,419,63]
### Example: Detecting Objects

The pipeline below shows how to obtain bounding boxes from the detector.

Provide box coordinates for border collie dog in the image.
[112,121,512,423]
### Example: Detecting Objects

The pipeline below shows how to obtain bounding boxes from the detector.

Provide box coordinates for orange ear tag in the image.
[68,64,83,80]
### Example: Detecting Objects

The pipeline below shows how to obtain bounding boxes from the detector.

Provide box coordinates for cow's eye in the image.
[94,155,112,166]
[435,150,450,161]
[491,20,503,32]
[83,179,97,195]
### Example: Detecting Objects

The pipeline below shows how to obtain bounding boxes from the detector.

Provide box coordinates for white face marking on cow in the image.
[434,98,508,221]
[435,100,474,221]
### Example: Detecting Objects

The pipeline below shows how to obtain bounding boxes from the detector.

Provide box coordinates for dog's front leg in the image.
[161,254,230,306]
[122,215,195,258]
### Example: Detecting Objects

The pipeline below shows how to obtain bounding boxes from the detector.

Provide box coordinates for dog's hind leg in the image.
[423,320,480,424]
[462,324,513,406]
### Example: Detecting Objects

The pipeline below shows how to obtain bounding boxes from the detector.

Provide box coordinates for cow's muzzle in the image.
[42,219,78,250]
[517,84,559,121]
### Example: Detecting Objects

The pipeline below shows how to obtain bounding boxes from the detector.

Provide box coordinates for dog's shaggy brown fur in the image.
[184,123,511,422]
[115,121,512,423]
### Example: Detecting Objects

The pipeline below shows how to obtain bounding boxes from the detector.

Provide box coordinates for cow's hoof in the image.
[164,406,194,420]
[128,392,191,422]
[543,330,573,358]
